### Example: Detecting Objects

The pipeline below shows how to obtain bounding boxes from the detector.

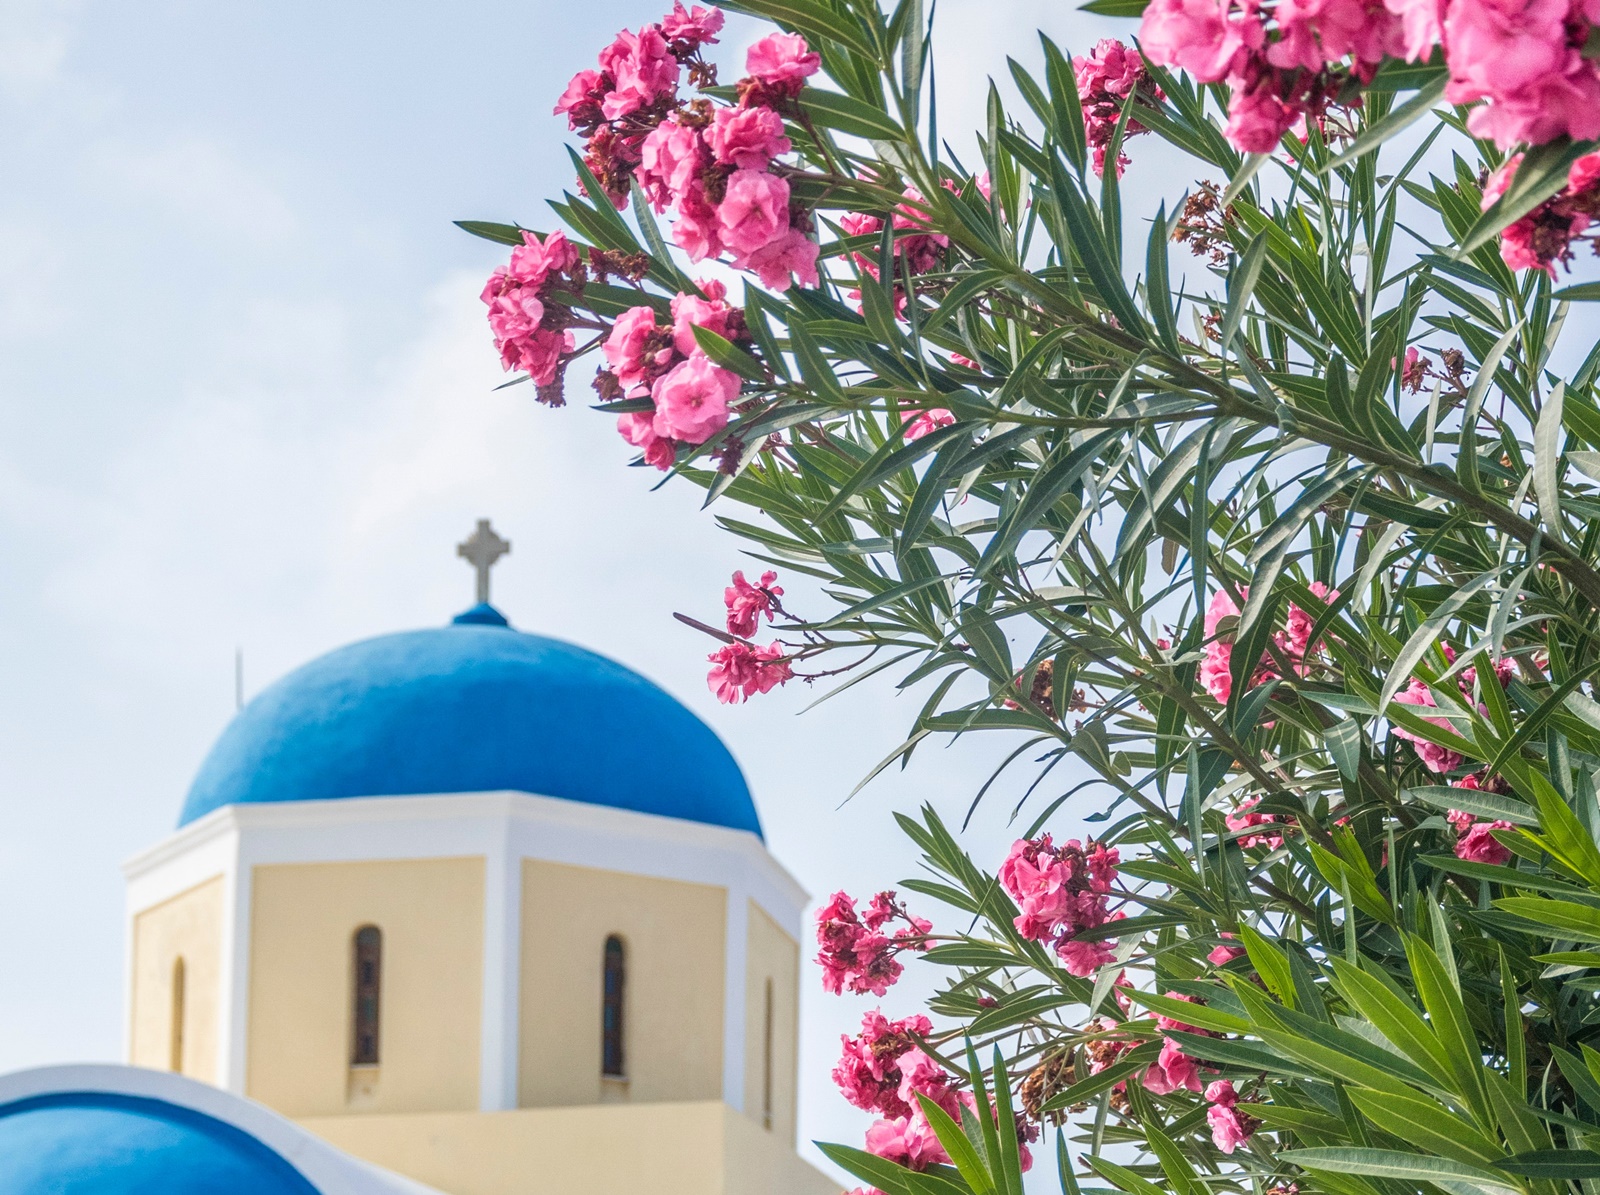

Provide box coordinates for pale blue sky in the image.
[0,0,1130,1179]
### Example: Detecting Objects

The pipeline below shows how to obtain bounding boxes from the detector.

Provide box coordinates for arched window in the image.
[761,977,775,1129]
[601,935,626,1079]
[169,957,186,1073]
[352,926,382,1066]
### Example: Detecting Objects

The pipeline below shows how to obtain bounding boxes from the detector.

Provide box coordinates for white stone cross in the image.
[457,519,511,605]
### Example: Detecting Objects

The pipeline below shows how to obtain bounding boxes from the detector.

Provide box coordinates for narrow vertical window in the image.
[602,935,626,1078]
[169,957,186,1073]
[762,977,774,1129]
[352,926,382,1066]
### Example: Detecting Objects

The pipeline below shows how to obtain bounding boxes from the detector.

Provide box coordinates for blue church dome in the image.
[179,606,760,837]
[0,1092,319,1194]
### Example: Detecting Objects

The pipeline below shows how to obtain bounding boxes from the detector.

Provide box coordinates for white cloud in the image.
[94,134,298,245]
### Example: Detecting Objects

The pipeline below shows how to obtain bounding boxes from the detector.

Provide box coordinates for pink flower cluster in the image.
[608,281,746,468]
[1446,806,1514,864]
[706,567,791,703]
[1199,582,1334,705]
[1391,646,1511,773]
[1482,151,1600,275]
[905,408,955,440]
[1144,1038,1207,1094]
[1141,0,1600,153]
[1226,796,1287,850]
[707,640,791,703]
[1078,1015,1212,1102]
[1391,679,1472,772]
[556,10,820,288]
[997,836,1122,977]
[815,890,932,996]
[1073,40,1165,177]
[834,1010,936,1120]
[1139,0,1385,152]
[725,569,782,636]
[1441,0,1600,149]
[638,37,821,288]
[555,4,724,208]
[840,187,953,316]
[853,1047,1037,1178]
[481,231,583,394]
[1206,1080,1258,1153]
[1208,932,1246,965]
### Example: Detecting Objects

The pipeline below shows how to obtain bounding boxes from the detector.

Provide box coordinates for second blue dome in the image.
[179,606,760,837]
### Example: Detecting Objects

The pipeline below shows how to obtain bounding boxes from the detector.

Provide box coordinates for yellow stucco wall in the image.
[519,860,725,1108]
[248,857,484,1118]
[743,900,799,1145]
[299,1102,841,1195]
[129,875,224,1082]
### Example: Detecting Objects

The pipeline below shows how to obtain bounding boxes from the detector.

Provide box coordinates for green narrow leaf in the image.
[1219,232,1270,352]
[1535,381,1566,533]
[799,89,904,141]
[1328,74,1448,171]
[1378,569,1500,714]
[690,326,769,383]
[1280,1148,1522,1195]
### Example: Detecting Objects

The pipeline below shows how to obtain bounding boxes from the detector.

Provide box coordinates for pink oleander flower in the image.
[725,569,782,637]
[1482,150,1600,275]
[895,1048,955,1109]
[1268,0,1403,72]
[1201,588,1242,703]
[905,409,955,440]
[833,1010,935,1119]
[1451,813,1514,865]
[708,103,792,169]
[746,32,821,93]
[1143,1038,1204,1094]
[1572,151,1600,194]
[660,0,724,46]
[865,1110,952,1171]
[1391,679,1465,773]
[598,25,679,120]
[671,280,735,356]
[1227,796,1285,849]
[1074,40,1163,176]
[707,640,792,704]
[639,118,708,212]
[814,890,931,995]
[651,352,738,444]
[1283,582,1336,673]
[1384,0,1443,60]
[998,836,1120,975]
[1223,76,1299,153]
[1205,1080,1258,1153]
[555,69,607,129]
[1059,936,1119,977]
[738,226,821,290]
[1208,933,1246,965]
[604,306,673,391]
[1444,0,1600,149]
[617,410,677,471]
[1139,0,1265,82]
[672,184,724,261]
[718,169,793,257]
[482,231,581,378]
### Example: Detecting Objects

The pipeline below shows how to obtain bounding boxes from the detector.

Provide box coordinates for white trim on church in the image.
[0,1065,447,1194]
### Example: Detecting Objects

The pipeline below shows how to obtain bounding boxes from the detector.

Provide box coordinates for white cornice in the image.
[125,790,809,912]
